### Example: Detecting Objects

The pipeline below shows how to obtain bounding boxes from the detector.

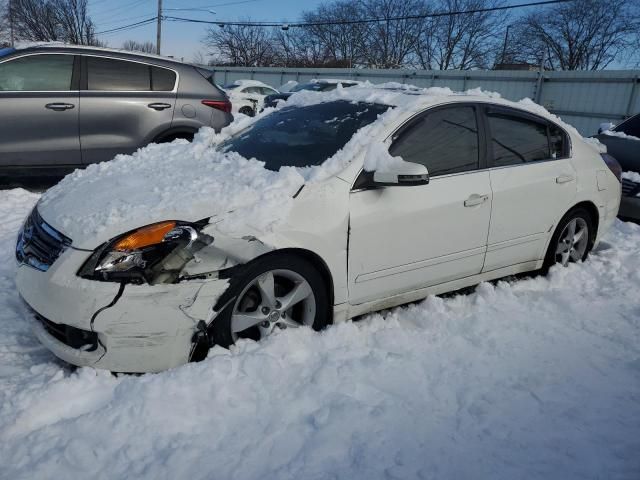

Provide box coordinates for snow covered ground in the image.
[1,186,639,479]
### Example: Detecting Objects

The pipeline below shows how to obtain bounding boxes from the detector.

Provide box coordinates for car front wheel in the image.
[209,254,330,348]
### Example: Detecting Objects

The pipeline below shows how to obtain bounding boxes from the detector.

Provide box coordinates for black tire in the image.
[157,132,194,144]
[543,207,595,270]
[209,253,331,348]
[238,106,255,117]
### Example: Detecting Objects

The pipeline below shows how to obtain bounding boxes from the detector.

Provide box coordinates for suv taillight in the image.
[202,99,232,113]
[600,153,622,183]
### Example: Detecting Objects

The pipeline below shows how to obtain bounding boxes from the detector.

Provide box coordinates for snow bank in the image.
[623,171,640,182]
[1,188,639,479]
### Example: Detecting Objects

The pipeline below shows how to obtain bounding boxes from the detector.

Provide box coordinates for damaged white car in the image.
[15,86,621,373]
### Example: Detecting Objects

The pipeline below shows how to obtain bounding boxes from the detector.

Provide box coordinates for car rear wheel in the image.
[544,208,594,269]
[209,254,330,348]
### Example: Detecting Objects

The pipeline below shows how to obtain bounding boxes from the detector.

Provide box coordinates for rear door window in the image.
[87,57,150,91]
[0,54,74,91]
[389,106,480,177]
[487,111,551,166]
[150,66,176,91]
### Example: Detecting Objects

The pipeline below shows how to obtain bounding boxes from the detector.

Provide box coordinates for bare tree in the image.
[204,20,277,66]
[122,39,156,54]
[509,0,640,70]
[300,1,368,67]
[0,1,9,47]
[413,0,508,70]
[52,0,97,45]
[359,0,425,68]
[9,0,99,45]
[192,50,207,65]
[10,0,61,42]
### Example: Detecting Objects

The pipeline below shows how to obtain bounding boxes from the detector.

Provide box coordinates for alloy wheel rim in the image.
[555,218,589,266]
[230,269,316,342]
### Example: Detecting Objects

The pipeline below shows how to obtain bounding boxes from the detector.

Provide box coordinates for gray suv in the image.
[0,45,232,184]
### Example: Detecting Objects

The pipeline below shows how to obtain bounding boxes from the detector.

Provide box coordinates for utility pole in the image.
[156,0,162,55]
[500,25,511,65]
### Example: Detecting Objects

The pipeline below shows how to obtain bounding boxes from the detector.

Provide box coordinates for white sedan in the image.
[223,79,279,117]
[15,87,622,372]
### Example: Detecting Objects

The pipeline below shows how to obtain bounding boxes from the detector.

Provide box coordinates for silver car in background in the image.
[0,45,232,184]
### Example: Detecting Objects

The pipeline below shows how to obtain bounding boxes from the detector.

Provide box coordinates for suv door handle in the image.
[148,103,172,111]
[556,174,575,184]
[464,194,489,207]
[45,102,75,111]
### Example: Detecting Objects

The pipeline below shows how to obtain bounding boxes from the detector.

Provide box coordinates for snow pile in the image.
[602,129,640,141]
[623,171,640,183]
[1,188,640,479]
[279,80,298,92]
[37,82,595,249]
[225,79,276,89]
[38,117,306,247]
[622,171,640,196]
[362,141,408,172]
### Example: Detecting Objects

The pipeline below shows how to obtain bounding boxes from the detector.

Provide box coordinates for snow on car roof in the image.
[226,79,277,89]
[308,78,360,84]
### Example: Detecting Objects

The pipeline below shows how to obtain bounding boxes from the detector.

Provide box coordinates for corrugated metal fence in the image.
[209,66,640,135]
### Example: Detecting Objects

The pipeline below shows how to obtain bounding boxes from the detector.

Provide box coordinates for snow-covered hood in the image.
[37,130,305,250]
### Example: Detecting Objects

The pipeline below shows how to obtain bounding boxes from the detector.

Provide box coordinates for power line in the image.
[95,17,158,35]
[91,0,149,18]
[165,0,575,28]
[164,0,263,8]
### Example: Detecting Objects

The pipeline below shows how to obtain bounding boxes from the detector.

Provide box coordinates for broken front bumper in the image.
[16,247,229,373]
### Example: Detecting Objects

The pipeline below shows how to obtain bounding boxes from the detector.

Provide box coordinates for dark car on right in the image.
[595,113,640,221]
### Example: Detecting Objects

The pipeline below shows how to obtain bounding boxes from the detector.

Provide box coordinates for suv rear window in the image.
[87,57,175,91]
[218,101,390,170]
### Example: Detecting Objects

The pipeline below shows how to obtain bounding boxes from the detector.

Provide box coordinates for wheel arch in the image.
[568,200,600,239]
[263,248,335,319]
[152,126,198,144]
[542,200,600,270]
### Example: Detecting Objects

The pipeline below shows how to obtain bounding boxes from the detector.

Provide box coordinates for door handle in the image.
[556,174,575,184]
[147,103,172,111]
[464,194,489,207]
[45,102,75,111]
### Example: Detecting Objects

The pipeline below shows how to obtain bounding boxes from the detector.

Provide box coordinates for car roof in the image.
[10,43,188,68]
[226,79,276,89]
[308,78,360,85]
[279,84,580,138]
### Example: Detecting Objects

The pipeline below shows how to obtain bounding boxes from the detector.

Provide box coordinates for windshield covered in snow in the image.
[218,101,390,170]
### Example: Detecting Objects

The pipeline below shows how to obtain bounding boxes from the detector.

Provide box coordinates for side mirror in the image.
[372,161,429,187]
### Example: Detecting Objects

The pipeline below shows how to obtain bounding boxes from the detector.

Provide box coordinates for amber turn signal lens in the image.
[113,221,176,251]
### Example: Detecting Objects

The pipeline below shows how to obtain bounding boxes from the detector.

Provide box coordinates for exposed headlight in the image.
[78,220,213,284]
